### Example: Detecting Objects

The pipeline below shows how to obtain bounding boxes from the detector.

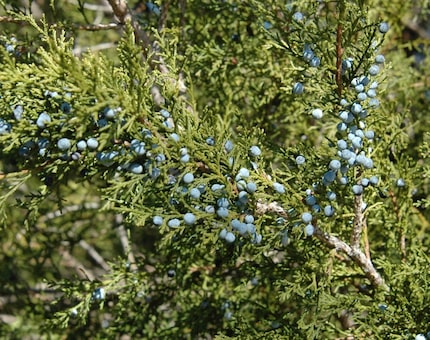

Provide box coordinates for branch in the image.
[256,200,387,289]
[313,225,386,289]
[351,193,365,249]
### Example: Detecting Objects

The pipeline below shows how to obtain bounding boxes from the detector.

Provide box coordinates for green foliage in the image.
[0,0,430,339]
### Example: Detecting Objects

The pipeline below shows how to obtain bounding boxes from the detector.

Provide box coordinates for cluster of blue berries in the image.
[151,139,286,246]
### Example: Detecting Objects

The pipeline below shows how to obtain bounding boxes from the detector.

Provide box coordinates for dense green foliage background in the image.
[1,0,430,339]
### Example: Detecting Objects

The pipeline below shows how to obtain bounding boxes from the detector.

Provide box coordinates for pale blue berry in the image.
[327,191,337,201]
[211,183,225,192]
[370,175,379,185]
[304,224,314,236]
[237,167,250,179]
[329,159,341,171]
[324,205,335,217]
[293,82,304,94]
[77,140,87,150]
[217,207,229,218]
[183,213,196,225]
[337,140,347,150]
[87,137,98,150]
[217,197,230,208]
[13,105,23,120]
[225,232,236,243]
[92,288,105,300]
[375,54,385,64]
[129,163,144,174]
[323,170,337,184]
[224,140,234,153]
[301,212,312,223]
[168,218,181,228]
[352,184,363,195]
[37,112,51,128]
[57,138,71,151]
[206,136,215,145]
[205,205,215,214]
[396,178,405,187]
[305,195,317,206]
[219,228,228,239]
[293,11,304,21]
[153,215,163,226]
[246,182,257,193]
[295,155,306,165]
[183,172,194,184]
[310,56,321,67]
[312,108,323,119]
[244,214,254,224]
[273,182,285,194]
[379,22,389,33]
[369,65,380,76]
[249,145,262,157]
[170,133,180,142]
[190,188,201,199]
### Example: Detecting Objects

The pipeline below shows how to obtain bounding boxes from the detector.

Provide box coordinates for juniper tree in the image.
[1,0,430,339]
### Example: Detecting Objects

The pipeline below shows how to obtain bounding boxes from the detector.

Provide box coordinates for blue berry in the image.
[217,207,229,218]
[301,212,312,223]
[130,139,146,155]
[355,84,365,92]
[305,195,317,206]
[379,22,389,33]
[13,105,23,120]
[273,182,285,194]
[57,138,71,151]
[367,89,377,98]
[87,137,98,150]
[206,136,215,145]
[357,93,367,101]
[312,108,323,119]
[310,56,321,67]
[180,154,190,163]
[323,170,337,184]
[217,197,230,208]
[170,133,180,142]
[337,140,347,150]
[211,183,225,191]
[168,218,181,228]
[246,182,257,193]
[251,233,262,244]
[183,212,196,225]
[36,112,51,129]
[303,45,315,61]
[190,188,201,199]
[368,65,380,76]
[370,175,379,185]
[329,159,341,171]
[153,215,163,226]
[76,140,87,150]
[293,11,304,21]
[225,232,236,243]
[219,228,228,239]
[249,145,262,157]
[365,130,375,139]
[160,109,170,118]
[263,21,272,30]
[236,167,250,179]
[293,82,304,94]
[238,191,248,203]
[295,155,306,165]
[304,224,314,236]
[129,163,144,174]
[352,184,363,195]
[205,205,215,214]
[361,178,370,187]
[324,205,335,217]
[327,191,337,201]
[339,176,348,185]
[375,54,385,64]
[183,172,194,184]
[369,98,380,107]
[351,103,362,114]
[396,178,405,187]
[244,214,255,224]
[92,288,105,300]
[224,140,234,153]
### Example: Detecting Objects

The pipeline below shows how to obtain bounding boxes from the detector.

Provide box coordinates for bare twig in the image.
[351,193,365,249]
[115,214,137,272]
[256,200,387,289]
[313,225,386,289]
[79,239,111,272]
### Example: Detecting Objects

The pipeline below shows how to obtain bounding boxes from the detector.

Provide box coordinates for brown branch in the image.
[351,193,365,249]
[313,225,386,289]
[256,200,387,289]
